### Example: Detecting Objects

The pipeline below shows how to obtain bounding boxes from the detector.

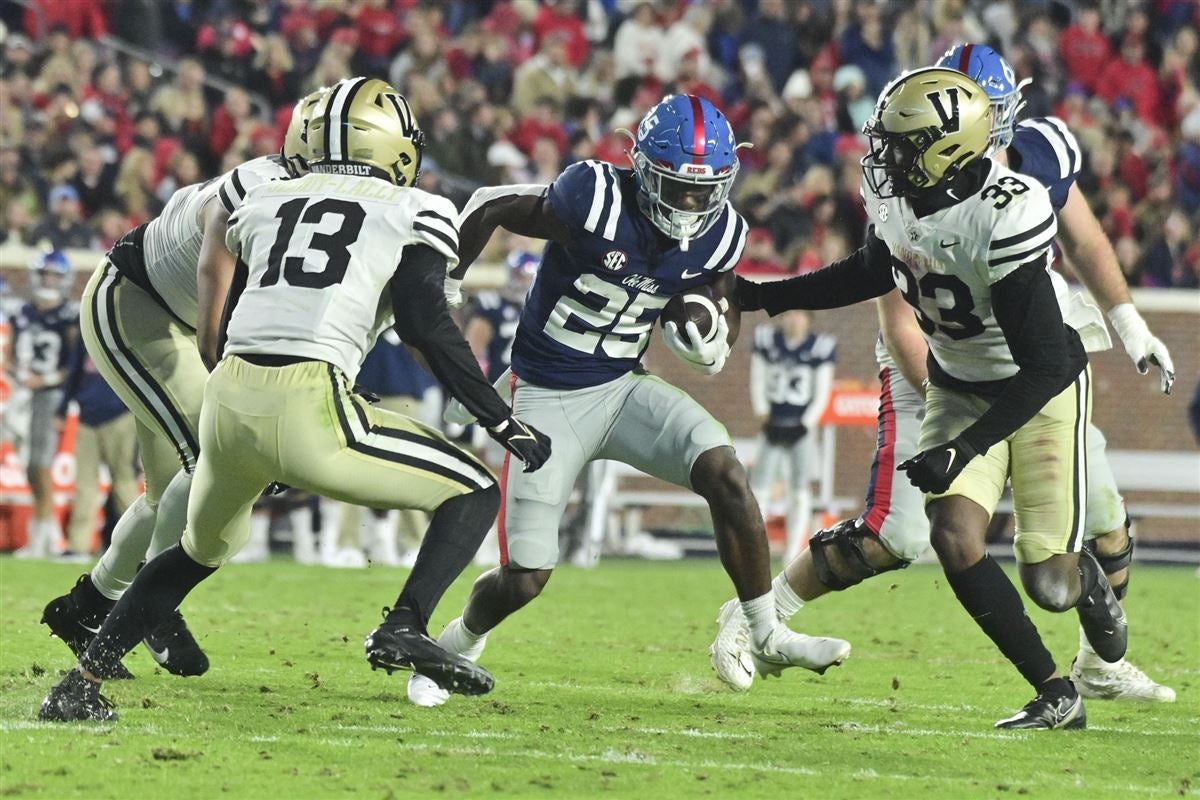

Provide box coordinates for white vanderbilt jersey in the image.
[143,155,290,327]
[865,159,1061,384]
[223,172,460,383]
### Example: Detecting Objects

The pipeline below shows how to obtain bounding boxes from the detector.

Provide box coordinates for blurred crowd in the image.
[1,0,1198,290]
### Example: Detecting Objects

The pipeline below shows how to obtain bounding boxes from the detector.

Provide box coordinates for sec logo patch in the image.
[602,250,628,271]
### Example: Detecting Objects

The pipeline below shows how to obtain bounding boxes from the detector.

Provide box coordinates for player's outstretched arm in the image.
[1057,184,1174,393]
[390,245,551,472]
[196,201,236,372]
[737,230,894,316]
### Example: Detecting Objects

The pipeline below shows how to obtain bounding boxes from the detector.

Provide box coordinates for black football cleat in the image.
[995,687,1086,730]
[1075,551,1128,663]
[38,670,117,723]
[365,622,494,697]
[143,610,209,677]
[41,575,134,680]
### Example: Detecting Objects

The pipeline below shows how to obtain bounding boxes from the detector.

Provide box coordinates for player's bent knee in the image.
[500,565,552,602]
[810,518,909,591]
[1023,575,1077,613]
[690,447,751,504]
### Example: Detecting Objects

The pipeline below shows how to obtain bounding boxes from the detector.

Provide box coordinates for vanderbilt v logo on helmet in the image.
[307,76,426,187]
[862,67,990,199]
[926,88,960,132]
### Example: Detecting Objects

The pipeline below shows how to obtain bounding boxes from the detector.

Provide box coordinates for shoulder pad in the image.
[986,183,1057,283]
[547,160,624,242]
[410,192,461,273]
[1011,118,1082,210]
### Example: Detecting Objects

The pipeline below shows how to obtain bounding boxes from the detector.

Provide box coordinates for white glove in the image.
[444,276,465,309]
[1108,303,1175,394]
[663,316,730,376]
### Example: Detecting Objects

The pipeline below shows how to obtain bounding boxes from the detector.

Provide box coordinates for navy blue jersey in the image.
[355,329,437,398]
[471,290,522,383]
[753,327,837,427]
[513,160,748,389]
[12,301,78,388]
[1009,116,1082,212]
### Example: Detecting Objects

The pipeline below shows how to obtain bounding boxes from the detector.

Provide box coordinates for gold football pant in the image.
[920,368,1091,564]
[182,357,494,567]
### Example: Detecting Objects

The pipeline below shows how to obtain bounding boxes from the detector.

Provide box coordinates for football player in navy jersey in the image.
[465,249,537,386]
[749,311,837,562]
[10,250,79,559]
[936,43,1174,703]
[410,94,850,707]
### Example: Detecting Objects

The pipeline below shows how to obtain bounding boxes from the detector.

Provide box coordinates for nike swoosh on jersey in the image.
[945,447,957,472]
[681,269,703,279]
[940,239,959,248]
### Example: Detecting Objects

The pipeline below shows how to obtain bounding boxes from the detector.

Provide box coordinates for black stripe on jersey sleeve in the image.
[989,236,1056,267]
[416,209,458,231]
[218,185,236,214]
[413,221,458,254]
[990,214,1055,250]
[1041,118,1078,175]
[230,169,246,201]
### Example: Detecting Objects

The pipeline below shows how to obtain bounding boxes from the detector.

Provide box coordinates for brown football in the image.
[659,273,740,344]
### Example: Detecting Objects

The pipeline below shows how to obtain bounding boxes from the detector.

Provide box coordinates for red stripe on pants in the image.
[496,372,518,567]
[864,369,897,533]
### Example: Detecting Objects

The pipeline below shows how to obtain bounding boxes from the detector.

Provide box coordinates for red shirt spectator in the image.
[511,116,569,159]
[1058,9,1110,93]
[355,0,406,62]
[24,0,107,39]
[532,1,590,68]
[1096,39,1162,125]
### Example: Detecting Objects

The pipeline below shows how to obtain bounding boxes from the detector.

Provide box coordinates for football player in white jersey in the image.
[711,48,1175,704]
[39,77,551,723]
[39,88,326,681]
[735,68,1127,730]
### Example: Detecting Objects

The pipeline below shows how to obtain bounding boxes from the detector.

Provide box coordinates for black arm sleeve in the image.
[390,244,511,428]
[738,231,895,316]
[453,189,572,280]
[955,262,1086,454]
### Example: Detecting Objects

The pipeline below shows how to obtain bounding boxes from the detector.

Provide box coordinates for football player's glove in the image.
[444,276,465,309]
[353,385,381,404]
[488,416,551,473]
[1107,303,1175,395]
[898,437,977,494]
[663,316,730,376]
[735,275,765,312]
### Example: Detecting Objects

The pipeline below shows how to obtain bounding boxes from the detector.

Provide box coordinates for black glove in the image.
[898,437,977,494]
[735,275,764,312]
[262,481,290,497]
[352,385,381,404]
[488,415,552,473]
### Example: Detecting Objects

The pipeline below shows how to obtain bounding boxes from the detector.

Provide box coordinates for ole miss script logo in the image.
[602,250,628,271]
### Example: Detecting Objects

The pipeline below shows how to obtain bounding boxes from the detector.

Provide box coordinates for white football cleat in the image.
[1070,656,1176,703]
[407,617,488,708]
[710,599,754,691]
[749,625,851,679]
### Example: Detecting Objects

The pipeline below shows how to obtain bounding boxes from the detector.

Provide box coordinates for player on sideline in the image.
[711,48,1175,705]
[38,89,326,680]
[39,77,551,723]
[407,94,849,708]
[734,69,1125,729]
[748,310,836,563]
[10,250,78,559]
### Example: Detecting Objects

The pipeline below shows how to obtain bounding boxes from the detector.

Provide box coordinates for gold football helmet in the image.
[282,87,327,177]
[307,77,425,187]
[861,67,991,198]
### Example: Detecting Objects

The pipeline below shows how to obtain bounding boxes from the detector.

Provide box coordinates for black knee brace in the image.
[810,518,909,591]
[1084,529,1134,600]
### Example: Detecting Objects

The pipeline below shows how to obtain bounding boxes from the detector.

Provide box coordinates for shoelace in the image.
[1105,660,1154,684]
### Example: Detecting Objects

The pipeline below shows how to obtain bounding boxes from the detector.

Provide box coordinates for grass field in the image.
[1,557,1197,799]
